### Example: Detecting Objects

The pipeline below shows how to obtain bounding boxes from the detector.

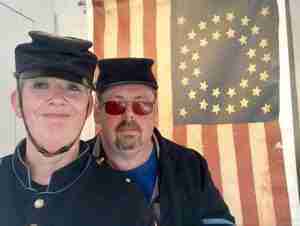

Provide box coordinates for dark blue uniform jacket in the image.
[0,139,154,226]
[90,128,235,226]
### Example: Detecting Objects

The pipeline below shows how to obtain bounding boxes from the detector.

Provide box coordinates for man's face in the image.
[98,84,156,159]
[11,77,92,153]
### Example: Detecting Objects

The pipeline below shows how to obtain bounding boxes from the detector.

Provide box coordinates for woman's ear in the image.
[11,90,22,118]
[86,93,94,118]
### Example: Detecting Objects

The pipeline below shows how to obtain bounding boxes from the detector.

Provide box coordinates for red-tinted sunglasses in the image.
[103,100,155,115]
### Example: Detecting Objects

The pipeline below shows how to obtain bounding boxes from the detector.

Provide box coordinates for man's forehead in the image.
[102,84,155,99]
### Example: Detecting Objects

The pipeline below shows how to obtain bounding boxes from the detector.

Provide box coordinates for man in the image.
[0,32,150,226]
[93,57,236,226]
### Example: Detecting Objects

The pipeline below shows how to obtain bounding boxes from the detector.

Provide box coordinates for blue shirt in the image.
[123,150,158,202]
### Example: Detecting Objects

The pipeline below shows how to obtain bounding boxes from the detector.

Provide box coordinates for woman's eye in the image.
[32,81,49,89]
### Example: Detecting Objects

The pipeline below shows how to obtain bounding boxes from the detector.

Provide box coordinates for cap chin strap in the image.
[16,79,90,158]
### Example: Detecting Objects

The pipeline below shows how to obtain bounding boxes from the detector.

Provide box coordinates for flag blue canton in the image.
[171,0,279,124]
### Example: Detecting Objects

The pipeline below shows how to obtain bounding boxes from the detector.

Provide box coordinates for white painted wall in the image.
[278,0,300,224]
[0,0,55,156]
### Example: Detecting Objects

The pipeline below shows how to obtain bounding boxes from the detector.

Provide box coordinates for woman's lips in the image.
[42,113,70,119]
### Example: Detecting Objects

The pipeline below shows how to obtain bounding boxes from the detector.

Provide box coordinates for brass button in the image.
[96,157,105,166]
[125,178,131,183]
[34,199,45,209]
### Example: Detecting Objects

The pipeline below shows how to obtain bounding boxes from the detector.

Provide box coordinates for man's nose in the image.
[122,103,135,120]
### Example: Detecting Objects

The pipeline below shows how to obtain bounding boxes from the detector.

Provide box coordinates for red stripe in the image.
[117,0,130,57]
[173,125,187,147]
[202,125,223,193]
[92,0,105,58]
[143,0,156,60]
[143,0,159,127]
[265,121,292,226]
[233,123,259,226]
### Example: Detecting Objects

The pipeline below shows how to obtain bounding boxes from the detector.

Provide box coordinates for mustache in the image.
[116,120,141,132]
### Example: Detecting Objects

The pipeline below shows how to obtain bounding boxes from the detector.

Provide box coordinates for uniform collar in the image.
[11,139,92,194]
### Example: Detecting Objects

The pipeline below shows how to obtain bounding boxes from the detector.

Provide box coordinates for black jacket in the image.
[0,139,151,226]
[91,128,235,226]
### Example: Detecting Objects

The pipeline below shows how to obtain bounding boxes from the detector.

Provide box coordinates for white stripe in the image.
[217,124,243,226]
[129,0,144,57]
[249,123,276,226]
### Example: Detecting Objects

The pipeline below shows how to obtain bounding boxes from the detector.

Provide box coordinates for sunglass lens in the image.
[105,101,126,115]
[132,102,154,115]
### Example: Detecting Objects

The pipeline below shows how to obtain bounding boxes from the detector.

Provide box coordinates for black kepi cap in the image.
[96,57,158,92]
[14,30,97,88]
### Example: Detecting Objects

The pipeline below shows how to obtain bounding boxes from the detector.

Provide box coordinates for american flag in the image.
[92,0,291,225]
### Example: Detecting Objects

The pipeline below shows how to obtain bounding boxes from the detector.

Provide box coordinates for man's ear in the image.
[11,90,22,118]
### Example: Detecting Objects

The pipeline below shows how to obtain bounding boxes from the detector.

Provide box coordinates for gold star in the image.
[262,53,271,63]
[246,48,256,59]
[259,39,269,48]
[248,64,257,74]
[193,67,201,77]
[180,45,190,55]
[212,104,221,115]
[181,77,189,86]
[260,71,270,81]
[212,31,222,40]
[252,86,262,96]
[188,90,197,99]
[179,108,188,117]
[177,16,186,25]
[239,35,248,46]
[226,88,237,98]
[261,7,271,17]
[188,30,197,40]
[192,52,200,62]
[226,28,236,38]
[241,16,251,26]
[200,38,208,47]
[225,104,236,114]
[200,80,208,91]
[199,99,208,110]
[251,25,260,35]
[179,61,187,71]
[240,79,249,88]
[212,88,221,98]
[198,21,207,30]
[212,15,221,24]
[226,12,235,22]
[240,98,249,108]
[261,104,272,114]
